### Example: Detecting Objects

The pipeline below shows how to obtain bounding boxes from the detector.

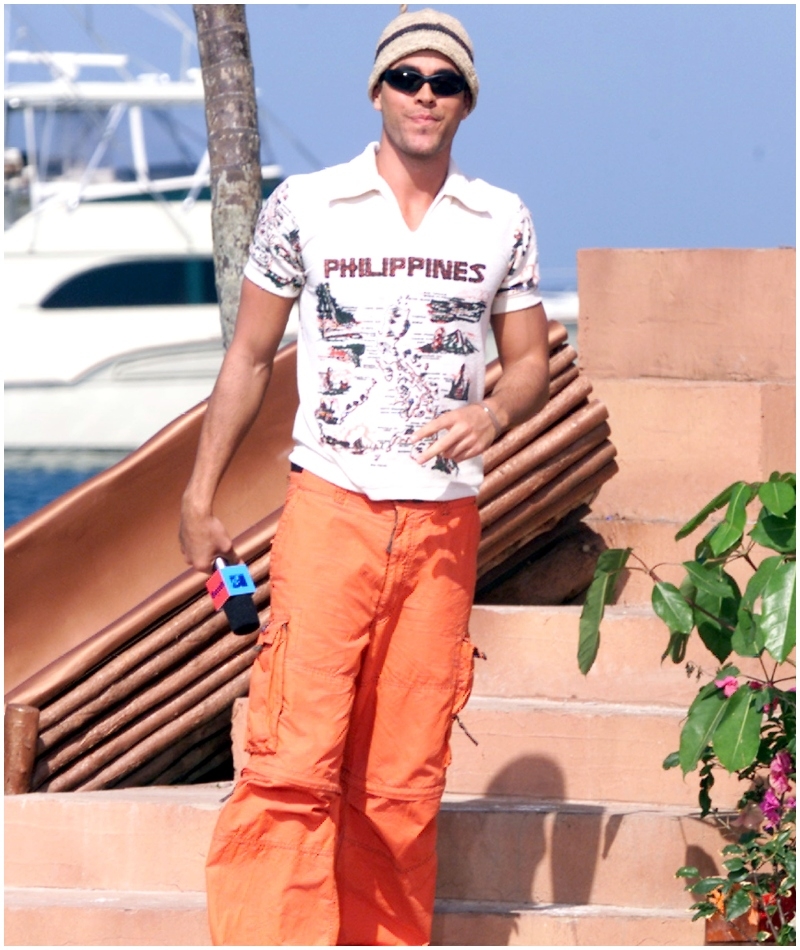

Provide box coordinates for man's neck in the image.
[374,134,452,231]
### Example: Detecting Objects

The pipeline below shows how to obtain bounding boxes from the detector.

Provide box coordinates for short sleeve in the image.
[491,201,543,314]
[243,180,305,298]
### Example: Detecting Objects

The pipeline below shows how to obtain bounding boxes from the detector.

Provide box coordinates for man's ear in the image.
[372,85,383,112]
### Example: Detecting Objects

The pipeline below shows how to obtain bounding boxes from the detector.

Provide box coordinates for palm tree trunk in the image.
[193,4,262,347]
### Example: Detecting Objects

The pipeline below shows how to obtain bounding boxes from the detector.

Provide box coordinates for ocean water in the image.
[4,466,105,530]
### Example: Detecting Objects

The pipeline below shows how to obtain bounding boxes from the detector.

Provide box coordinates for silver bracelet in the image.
[480,401,503,439]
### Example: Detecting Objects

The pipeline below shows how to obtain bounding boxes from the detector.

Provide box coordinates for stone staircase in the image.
[6,604,740,946]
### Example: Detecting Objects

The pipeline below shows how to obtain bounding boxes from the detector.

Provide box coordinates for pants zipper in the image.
[386,507,400,554]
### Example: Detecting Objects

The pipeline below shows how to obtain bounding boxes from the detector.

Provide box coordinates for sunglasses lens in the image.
[382,68,466,97]
[384,68,424,93]
[429,74,465,96]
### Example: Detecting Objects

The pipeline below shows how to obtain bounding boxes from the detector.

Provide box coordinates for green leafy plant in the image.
[578,473,796,944]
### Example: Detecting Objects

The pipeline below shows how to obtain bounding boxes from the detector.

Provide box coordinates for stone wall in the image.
[577,248,795,598]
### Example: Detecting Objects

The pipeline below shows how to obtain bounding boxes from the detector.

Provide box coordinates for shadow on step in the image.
[438,754,607,944]
[494,755,605,909]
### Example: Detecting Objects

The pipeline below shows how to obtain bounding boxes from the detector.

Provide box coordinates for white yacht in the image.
[4,50,286,462]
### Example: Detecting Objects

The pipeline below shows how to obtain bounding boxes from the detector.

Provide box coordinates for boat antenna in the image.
[136,5,197,82]
[63,6,136,81]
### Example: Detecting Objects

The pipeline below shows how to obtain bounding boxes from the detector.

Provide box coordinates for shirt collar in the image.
[330,142,491,214]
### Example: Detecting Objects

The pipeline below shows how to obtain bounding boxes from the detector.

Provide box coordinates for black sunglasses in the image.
[380,67,467,98]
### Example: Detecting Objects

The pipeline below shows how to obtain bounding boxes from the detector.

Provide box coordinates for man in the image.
[180,8,549,945]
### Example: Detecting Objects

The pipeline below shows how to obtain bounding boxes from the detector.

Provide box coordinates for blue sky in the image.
[5,3,795,279]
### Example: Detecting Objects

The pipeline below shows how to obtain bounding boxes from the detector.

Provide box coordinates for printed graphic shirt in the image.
[244,143,542,501]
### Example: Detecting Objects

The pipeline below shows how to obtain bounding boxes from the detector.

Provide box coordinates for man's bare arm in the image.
[412,302,549,465]
[179,278,295,572]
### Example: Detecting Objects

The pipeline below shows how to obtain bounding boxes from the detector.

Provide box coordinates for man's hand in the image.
[411,402,499,465]
[412,303,551,467]
[179,500,235,574]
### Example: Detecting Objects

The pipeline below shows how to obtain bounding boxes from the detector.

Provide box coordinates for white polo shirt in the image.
[244,143,542,501]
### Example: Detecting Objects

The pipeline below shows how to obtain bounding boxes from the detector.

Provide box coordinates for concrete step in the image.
[5,786,219,894]
[4,887,704,947]
[4,886,209,947]
[432,899,703,946]
[5,785,721,946]
[438,794,725,911]
[6,786,727,908]
[446,696,741,808]
[468,604,762,706]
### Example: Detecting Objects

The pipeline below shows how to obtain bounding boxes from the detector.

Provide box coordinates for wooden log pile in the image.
[12,321,617,793]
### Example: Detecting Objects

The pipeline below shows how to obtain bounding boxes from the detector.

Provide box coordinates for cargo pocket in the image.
[453,633,477,717]
[443,632,479,769]
[245,612,289,755]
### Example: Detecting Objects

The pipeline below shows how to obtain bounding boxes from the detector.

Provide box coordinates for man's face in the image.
[373,50,470,160]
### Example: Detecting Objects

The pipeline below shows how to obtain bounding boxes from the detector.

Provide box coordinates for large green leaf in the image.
[688,568,740,663]
[707,482,755,556]
[757,560,796,663]
[577,548,631,675]
[724,886,755,922]
[749,507,796,554]
[741,556,786,611]
[680,689,727,774]
[694,537,716,564]
[739,556,786,654]
[706,522,742,558]
[578,575,614,675]
[652,582,694,635]
[731,607,759,657]
[676,482,739,541]
[713,685,762,772]
[595,548,633,574]
[683,562,737,598]
[759,480,796,517]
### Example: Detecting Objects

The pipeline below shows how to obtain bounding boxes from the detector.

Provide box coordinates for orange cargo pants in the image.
[205,469,480,945]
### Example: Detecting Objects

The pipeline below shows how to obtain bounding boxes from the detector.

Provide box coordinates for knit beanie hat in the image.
[368,8,479,113]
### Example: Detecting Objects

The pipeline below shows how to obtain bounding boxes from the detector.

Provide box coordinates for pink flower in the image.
[761,788,783,831]
[715,675,739,698]
[769,751,794,796]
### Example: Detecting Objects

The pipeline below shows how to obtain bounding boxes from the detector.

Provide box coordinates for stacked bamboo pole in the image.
[4,705,39,794]
[19,321,616,792]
